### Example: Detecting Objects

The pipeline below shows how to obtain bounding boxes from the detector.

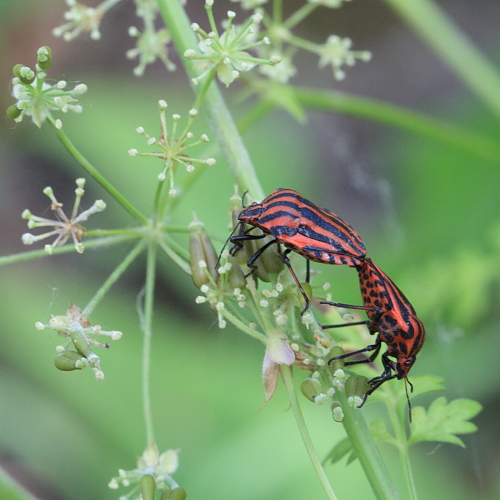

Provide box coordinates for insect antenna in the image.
[215,223,240,270]
[405,377,414,423]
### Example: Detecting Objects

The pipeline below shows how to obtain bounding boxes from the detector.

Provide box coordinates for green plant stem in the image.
[48,119,149,225]
[82,240,146,317]
[280,366,338,500]
[387,398,418,500]
[157,0,264,201]
[294,87,500,161]
[337,390,400,500]
[141,241,158,446]
[384,0,500,120]
[0,235,137,266]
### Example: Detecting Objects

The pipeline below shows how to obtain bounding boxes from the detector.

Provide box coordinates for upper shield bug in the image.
[228,188,367,313]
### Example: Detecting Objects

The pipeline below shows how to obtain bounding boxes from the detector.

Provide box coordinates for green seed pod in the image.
[189,228,218,289]
[229,204,271,283]
[226,254,247,290]
[54,350,86,371]
[6,104,22,120]
[70,330,93,358]
[37,46,53,70]
[328,346,346,372]
[300,377,323,403]
[345,375,370,400]
[140,474,156,500]
[161,487,187,500]
[258,235,284,275]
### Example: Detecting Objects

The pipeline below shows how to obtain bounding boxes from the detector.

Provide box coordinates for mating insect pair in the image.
[225,188,425,407]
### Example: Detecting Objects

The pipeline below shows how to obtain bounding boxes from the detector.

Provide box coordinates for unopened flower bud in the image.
[161,487,187,500]
[54,350,86,371]
[37,46,53,70]
[300,377,324,403]
[140,474,156,500]
[13,64,35,84]
[331,401,344,422]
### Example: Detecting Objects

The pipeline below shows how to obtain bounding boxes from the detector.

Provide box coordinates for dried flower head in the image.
[21,178,106,254]
[36,303,122,380]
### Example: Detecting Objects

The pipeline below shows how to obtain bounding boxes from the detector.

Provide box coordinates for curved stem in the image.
[48,119,149,225]
[82,240,146,317]
[280,366,338,500]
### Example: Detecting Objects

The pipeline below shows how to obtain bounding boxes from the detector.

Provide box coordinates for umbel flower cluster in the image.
[21,178,106,254]
[7,46,87,128]
[36,303,122,380]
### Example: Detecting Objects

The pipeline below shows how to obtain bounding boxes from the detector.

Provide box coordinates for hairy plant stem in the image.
[280,366,338,500]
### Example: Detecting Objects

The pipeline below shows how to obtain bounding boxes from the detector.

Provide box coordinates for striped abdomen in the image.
[358,258,425,379]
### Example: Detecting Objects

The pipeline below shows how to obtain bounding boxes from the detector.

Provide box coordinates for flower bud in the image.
[6,104,22,120]
[37,46,53,70]
[345,375,369,400]
[331,401,344,422]
[12,64,35,84]
[300,377,323,403]
[328,346,346,372]
[189,227,218,288]
[161,487,187,500]
[54,350,86,371]
[140,474,156,500]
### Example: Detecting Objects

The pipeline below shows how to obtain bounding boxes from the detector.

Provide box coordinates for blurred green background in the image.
[1,0,499,499]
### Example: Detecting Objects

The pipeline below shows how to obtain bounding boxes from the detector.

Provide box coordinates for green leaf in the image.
[323,437,353,465]
[408,375,446,399]
[369,419,399,448]
[409,397,482,447]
